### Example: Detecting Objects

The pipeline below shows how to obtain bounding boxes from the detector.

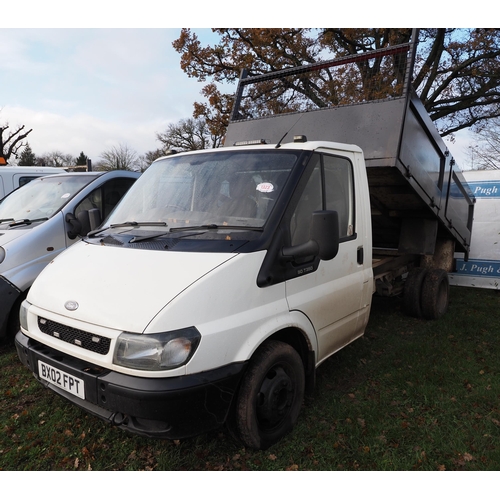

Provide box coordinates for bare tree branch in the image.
[0,123,33,164]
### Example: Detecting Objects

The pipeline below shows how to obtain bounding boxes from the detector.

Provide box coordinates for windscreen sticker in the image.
[256,182,275,193]
[61,193,71,199]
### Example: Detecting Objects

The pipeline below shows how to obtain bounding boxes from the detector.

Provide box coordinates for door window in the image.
[290,153,354,246]
[74,178,136,221]
[323,154,354,238]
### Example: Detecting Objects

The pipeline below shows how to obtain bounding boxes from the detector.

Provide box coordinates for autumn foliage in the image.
[173,28,500,139]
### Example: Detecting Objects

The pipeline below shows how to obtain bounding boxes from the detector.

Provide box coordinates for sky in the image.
[2,4,478,169]
[1,28,220,163]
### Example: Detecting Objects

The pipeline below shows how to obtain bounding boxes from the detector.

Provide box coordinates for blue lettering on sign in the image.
[468,181,500,198]
[455,259,500,277]
[449,180,500,199]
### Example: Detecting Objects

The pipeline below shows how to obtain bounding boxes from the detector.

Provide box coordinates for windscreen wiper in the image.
[129,231,171,243]
[87,221,168,238]
[8,218,48,227]
[110,221,168,228]
[169,224,264,232]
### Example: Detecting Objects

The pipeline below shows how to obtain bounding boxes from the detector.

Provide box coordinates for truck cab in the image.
[16,140,372,449]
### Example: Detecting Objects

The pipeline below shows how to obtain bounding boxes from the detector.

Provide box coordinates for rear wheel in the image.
[421,269,449,320]
[403,267,428,318]
[234,340,305,450]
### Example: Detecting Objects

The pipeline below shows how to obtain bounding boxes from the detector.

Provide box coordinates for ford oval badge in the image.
[65,300,79,311]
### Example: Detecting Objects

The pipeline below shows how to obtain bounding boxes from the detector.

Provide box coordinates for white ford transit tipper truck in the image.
[1,170,139,340]
[0,166,63,198]
[15,39,474,449]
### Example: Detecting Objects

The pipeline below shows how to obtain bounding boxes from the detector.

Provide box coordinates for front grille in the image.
[38,317,111,355]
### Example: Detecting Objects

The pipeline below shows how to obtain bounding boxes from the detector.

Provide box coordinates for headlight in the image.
[20,299,31,331]
[113,327,201,371]
[0,247,5,265]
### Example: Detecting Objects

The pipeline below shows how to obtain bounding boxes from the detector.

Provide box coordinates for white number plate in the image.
[38,360,85,400]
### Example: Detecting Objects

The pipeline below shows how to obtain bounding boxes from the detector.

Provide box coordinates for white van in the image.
[1,170,139,340]
[449,169,500,289]
[0,166,63,198]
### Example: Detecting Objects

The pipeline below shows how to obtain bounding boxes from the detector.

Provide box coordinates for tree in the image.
[137,148,168,172]
[468,118,500,169]
[144,148,166,164]
[173,29,500,138]
[156,117,224,152]
[18,143,37,166]
[76,151,88,166]
[0,123,33,165]
[36,151,75,168]
[97,143,139,171]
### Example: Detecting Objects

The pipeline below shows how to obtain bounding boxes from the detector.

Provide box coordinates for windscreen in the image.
[106,150,299,231]
[0,175,94,223]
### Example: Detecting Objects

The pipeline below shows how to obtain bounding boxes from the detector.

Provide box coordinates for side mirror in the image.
[282,210,340,262]
[66,212,82,239]
[66,209,102,239]
[310,210,339,260]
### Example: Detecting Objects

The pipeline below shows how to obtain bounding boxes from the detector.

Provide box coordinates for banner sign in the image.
[455,258,500,277]
[467,181,500,199]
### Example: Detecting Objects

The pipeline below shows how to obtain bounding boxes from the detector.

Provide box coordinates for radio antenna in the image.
[275,114,304,149]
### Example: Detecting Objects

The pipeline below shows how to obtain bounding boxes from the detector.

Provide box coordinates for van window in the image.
[19,176,40,188]
[106,150,300,233]
[0,175,93,222]
[323,154,354,238]
[290,153,354,246]
[74,178,137,222]
[291,158,322,246]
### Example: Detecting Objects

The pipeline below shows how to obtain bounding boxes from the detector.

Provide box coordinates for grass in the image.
[1,285,499,471]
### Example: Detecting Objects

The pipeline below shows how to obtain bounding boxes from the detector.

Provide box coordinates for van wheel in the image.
[234,340,305,450]
[421,269,449,320]
[403,267,428,318]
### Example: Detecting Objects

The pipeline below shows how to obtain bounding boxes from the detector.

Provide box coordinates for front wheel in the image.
[234,340,305,450]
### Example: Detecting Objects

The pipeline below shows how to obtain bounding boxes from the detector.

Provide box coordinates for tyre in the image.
[421,268,449,320]
[234,340,305,450]
[403,267,428,318]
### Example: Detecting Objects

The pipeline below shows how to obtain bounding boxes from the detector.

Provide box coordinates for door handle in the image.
[357,246,364,265]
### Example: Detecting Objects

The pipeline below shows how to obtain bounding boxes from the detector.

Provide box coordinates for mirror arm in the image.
[281,240,319,261]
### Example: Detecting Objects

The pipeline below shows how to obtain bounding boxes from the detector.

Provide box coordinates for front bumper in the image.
[15,330,247,439]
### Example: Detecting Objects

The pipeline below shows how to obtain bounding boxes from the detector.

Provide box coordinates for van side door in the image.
[285,151,370,364]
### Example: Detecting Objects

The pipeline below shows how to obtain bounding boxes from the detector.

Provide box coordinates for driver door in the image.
[285,152,370,363]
